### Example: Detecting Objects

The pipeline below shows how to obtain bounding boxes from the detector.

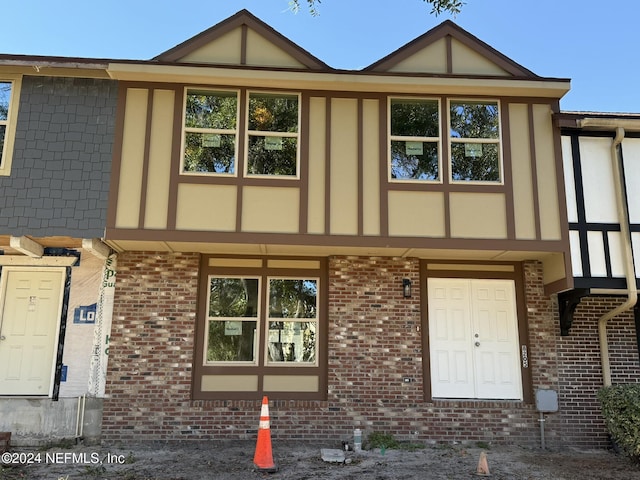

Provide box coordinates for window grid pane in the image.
[186,91,237,130]
[247,135,298,176]
[248,93,298,133]
[391,140,439,180]
[450,101,499,139]
[451,142,500,182]
[183,132,236,174]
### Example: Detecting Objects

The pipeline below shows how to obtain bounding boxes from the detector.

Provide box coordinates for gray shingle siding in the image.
[0,76,118,238]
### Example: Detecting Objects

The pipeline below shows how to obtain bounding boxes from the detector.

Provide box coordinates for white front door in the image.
[0,268,65,396]
[428,278,522,400]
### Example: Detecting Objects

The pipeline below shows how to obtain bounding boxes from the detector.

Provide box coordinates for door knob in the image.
[475,341,480,347]
[0,336,5,341]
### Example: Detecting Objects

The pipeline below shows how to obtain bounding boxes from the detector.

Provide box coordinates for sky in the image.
[2,0,638,113]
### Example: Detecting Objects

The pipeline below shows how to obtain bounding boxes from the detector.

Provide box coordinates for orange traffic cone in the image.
[253,396,277,472]
[476,451,490,476]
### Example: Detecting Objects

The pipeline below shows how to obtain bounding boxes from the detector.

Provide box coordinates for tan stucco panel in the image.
[242,186,299,233]
[181,28,242,64]
[201,375,258,392]
[388,191,445,237]
[362,99,381,235]
[176,184,237,231]
[450,193,507,239]
[267,259,321,269]
[509,103,536,240]
[533,104,561,241]
[451,38,510,76]
[307,97,326,234]
[245,29,305,68]
[144,89,175,229]
[263,375,319,392]
[330,98,359,235]
[542,252,567,286]
[115,88,148,229]
[388,38,447,74]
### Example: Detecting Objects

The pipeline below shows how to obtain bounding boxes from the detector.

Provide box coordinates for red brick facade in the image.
[101,252,639,447]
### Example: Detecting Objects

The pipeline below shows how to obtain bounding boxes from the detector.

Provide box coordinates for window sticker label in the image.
[202,134,221,148]
[465,143,483,157]
[264,136,283,151]
[405,141,423,156]
[225,321,242,336]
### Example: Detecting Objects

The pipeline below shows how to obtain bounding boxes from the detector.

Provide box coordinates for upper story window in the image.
[246,92,299,177]
[181,89,300,178]
[389,98,440,182]
[183,89,239,175]
[0,78,21,176]
[389,97,502,185]
[449,100,502,183]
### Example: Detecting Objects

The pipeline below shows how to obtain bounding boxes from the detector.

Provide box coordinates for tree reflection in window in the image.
[450,101,501,182]
[183,90,238,174]
[267,279,317,364]
[206,277,258,362]
[390,98,440,181]
[0,82,12,165]
[247,93,299,176]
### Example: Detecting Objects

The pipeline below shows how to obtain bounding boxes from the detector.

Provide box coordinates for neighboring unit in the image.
[0,72,118,444]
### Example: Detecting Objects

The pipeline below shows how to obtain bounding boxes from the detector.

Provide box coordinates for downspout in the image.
[590,125,638,386]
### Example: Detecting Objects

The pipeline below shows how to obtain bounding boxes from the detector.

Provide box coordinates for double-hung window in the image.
[183,89,239,175]
[181,89,300,178]
[389,98,441,182]
[266,278,318,364]
[194,257,326,400]
[246,92,299,177]
[449,100,502,183]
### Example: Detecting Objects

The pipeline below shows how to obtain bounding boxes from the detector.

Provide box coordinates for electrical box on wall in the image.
[535,389,558,412]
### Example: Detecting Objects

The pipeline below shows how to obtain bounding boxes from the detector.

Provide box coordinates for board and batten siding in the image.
[110,85,564,246]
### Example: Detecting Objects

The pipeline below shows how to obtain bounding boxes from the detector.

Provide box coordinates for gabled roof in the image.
[364,20,538,78]
[153,9,330,71]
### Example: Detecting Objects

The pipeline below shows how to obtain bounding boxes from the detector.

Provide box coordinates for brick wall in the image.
[102,254,636,448]
[557,296,640,447]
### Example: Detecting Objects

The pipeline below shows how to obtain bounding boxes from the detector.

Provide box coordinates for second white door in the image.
[428,278,522,400]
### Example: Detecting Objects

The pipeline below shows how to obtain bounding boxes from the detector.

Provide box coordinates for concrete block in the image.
[320,449,345,463]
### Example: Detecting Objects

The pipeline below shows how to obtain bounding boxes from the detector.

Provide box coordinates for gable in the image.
[366,20,536,78]
[154,9,328,70]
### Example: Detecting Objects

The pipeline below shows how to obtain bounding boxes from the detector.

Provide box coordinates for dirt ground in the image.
[2,440,640,480]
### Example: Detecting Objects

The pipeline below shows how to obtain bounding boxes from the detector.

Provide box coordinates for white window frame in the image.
[204,275,261,366]
[265,276,320,367]
[448,98,504,185]
[388,96,442,184]
[0,75,23,177]
[244,90,301,179]
[180,87,240,177]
